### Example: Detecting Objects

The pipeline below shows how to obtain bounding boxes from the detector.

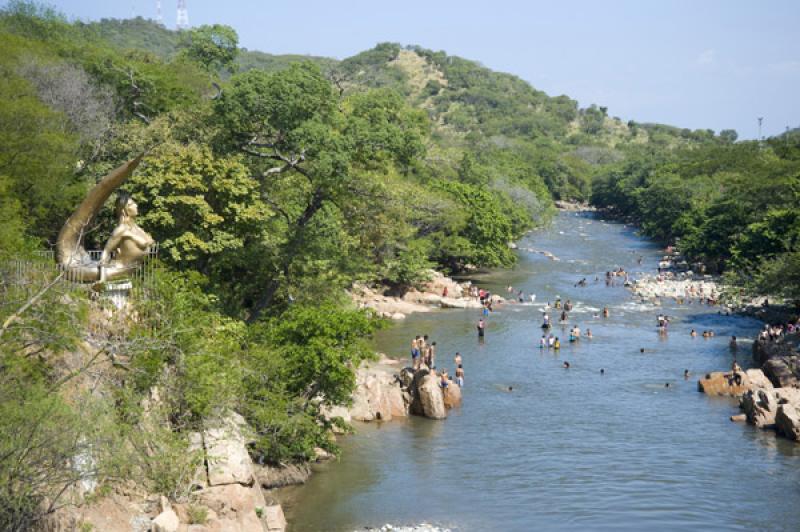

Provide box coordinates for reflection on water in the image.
[283,213,800,532]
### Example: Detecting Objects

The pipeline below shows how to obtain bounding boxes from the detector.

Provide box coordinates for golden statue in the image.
[56,154,154,283]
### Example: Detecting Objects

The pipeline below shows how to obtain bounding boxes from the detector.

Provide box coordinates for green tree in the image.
[128,140,266,270]
[178,24,239,73]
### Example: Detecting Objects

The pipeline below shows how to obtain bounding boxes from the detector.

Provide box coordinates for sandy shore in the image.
[350,270,504,319]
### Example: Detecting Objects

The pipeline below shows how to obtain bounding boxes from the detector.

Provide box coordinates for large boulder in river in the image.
[740,387,800,430]
[698,371,752,397]
[741,388,780,428]
[776,402,800,441]
[443,381,462,409]
[762,356,800,388]
[745,369,773,390]
[411,371,447,419]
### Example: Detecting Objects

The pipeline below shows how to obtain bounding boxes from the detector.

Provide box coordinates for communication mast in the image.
[176,0,190,30]
[155,0,163,24]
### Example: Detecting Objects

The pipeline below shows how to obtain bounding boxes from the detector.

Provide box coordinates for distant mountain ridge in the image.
[79,17,733,201]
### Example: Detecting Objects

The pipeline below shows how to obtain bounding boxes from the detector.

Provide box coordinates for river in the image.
[281,212,800,531]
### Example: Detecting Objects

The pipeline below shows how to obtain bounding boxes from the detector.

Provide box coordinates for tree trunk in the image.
[246,189,326,323]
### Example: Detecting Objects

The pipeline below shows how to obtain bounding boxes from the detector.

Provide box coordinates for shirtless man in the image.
[454,352,462,366]
[456,364,465,387]
[411,336,421,369]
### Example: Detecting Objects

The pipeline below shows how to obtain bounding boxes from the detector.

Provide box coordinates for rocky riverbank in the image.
[554,200,596,212]
[699,333,800,443]
[324,356,463,424]
[628,273,721,303]
[350,270,503,319]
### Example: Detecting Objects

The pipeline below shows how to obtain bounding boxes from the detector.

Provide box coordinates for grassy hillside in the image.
[82,17,337,74]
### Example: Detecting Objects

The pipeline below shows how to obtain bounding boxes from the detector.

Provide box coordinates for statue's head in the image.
[114,191,138,222]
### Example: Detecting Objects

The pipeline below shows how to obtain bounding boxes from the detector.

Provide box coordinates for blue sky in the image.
[48,0,799,139]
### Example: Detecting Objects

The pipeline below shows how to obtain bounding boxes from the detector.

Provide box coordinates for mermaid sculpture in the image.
[55,154,154,283]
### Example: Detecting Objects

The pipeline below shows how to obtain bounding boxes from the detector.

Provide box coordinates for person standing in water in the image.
[602,306,610,318]
[477,318,486,338]
[411,336,421,369]
[456,364,465,387]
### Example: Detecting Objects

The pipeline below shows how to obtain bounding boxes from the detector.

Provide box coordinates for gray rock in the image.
[204,414,255,486]
[263,504,287,532]
[776,402,800,441]
[762,356,800,388]
[740,388,779,428]
[415,373,447,419]
[151,509,179,532]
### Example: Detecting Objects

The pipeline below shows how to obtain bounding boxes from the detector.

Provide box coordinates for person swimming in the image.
[563,361,570,369]
[684,369,690,379]
[600,368,605,375]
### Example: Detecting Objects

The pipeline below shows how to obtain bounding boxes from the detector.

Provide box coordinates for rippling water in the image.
[282,213,800,531]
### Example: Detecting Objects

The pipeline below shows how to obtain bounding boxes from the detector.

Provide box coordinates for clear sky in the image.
[47,0,799,139]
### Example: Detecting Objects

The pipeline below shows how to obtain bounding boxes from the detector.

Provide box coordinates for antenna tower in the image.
[155,0,163,24]
[176,0,189,30]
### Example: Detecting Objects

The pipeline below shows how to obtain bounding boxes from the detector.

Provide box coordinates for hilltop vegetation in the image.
[0,3,797,527]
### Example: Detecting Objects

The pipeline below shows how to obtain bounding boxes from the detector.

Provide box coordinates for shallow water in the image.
[283,213,800,531]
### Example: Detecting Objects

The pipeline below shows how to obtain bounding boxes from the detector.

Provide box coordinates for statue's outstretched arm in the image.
[100,228,124,264]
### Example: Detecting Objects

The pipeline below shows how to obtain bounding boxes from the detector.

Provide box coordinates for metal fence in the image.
[1,244,159,310]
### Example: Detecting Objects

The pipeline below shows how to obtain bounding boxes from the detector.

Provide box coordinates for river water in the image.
[282,212,800,531]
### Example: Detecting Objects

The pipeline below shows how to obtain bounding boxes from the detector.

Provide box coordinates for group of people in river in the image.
[409,335,466,389]
[759,320,800,342]
[688,329,716,338]
[606,268,629,286]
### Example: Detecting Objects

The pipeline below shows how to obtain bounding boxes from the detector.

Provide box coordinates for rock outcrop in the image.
[349,365,408,422]
[443,381,462,409]
[741,388,780,428]
[327,360,462,425]
[151,508,179,532]
[204,412,256,487]
[717,333,800,445]
[776,402,800,441]
[762,356,800,388]
[145,412,286,532]
[411,371,447,420]
[697,371,754,397]
[350,270,502,319]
